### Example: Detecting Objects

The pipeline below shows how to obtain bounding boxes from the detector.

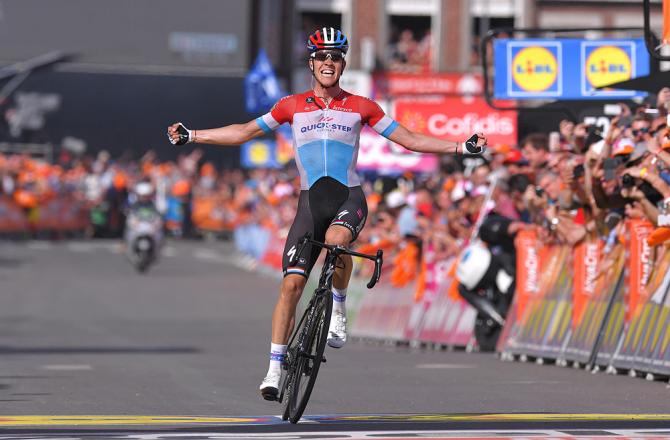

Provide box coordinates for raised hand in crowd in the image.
[624,164,670,200]
[620,185,660,224]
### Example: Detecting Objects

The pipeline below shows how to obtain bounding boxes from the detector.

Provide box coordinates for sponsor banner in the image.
[610,248,670,372]
[259,230,284,270]
[626,220,654,323]
[241,139,281,169]
[351,275,415,341]
[650,259,670,373]
[0,196,29,232]
[372,72,483,97]
[563,245,626,365]
[509,246,572,359]
[493,38,649,100]
[572,238,603,329]
[635,291,670,375]
[514,229,541,323]
[393,96,518,147]
[357,127,438,173]
[33,197,88,232]
[630,245,670,374]
[408,259,476,347]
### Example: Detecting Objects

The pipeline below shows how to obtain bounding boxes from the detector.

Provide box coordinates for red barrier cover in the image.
[0,196,29,232]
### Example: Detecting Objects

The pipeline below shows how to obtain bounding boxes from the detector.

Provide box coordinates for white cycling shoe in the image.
[327,311,347,349]
[259,372,281,401]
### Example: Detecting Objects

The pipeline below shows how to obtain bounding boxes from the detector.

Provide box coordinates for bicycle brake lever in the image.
[366,250,383,289]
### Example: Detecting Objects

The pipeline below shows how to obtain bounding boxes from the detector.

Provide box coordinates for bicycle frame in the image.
[277,233,384,406]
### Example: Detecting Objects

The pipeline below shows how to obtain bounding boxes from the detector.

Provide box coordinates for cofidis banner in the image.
[493,38,649,100]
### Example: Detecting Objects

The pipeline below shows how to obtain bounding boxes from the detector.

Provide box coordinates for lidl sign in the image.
[494,38,648,100]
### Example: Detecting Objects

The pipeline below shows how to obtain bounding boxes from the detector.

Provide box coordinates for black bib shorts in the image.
[282,177,368,278]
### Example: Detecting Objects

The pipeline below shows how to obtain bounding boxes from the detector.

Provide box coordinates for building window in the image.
[387,15,432,73]
[471,16,514,68]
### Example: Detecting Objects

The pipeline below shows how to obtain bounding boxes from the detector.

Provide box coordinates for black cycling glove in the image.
[463,133,484,155]
[168,123,194,145]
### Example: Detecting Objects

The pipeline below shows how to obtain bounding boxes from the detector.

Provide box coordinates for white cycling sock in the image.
[332,287,347,315]
[267,343,287,377]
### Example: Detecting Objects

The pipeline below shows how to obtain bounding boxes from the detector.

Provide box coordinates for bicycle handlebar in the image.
[288,233,384,289]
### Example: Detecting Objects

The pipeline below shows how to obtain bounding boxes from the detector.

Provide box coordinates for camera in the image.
[534,186,545,197]
[621,173,636,189]
[572,164,585,179]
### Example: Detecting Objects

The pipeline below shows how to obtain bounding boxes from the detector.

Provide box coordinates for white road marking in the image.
[162,246,176,257]
[27,241,53,250]
[415,363,477,369]
[41,364,93,371]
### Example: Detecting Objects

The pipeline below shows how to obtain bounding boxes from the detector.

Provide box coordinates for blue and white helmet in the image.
[308,27,349,54]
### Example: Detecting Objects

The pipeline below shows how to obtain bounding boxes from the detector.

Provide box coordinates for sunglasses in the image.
[632,127,650,136]
[310,50,345,62]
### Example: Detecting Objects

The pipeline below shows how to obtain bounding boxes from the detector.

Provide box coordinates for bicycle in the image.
[276,232,383,424]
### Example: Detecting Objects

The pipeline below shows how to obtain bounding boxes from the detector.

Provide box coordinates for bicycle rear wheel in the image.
[286,289,332,424]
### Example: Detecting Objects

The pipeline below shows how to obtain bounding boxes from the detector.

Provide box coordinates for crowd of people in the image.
[230,86,670,292]
[2,87,670,296]
[387,27,432,73]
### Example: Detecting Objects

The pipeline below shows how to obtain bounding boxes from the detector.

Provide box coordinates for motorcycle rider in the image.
[125,181,164,263]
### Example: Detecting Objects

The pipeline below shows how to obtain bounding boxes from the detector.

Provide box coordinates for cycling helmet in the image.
[135,182,154,197]
[307,27,349,54]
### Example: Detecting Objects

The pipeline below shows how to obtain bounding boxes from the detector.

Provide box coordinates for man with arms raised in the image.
[167,27,487,400]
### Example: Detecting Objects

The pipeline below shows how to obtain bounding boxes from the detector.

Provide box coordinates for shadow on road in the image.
[0,256,26,268]
[0,346,200,355]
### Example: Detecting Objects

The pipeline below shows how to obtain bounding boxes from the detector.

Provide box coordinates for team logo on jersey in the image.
[336,210,349,220]
[511,46,559,93]
[300,122,353,133]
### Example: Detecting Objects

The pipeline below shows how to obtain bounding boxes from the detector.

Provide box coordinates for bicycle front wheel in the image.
[287,289,332,424]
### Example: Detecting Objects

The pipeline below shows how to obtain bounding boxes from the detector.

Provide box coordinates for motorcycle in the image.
[125,206,163,273]
[456,242,515,352]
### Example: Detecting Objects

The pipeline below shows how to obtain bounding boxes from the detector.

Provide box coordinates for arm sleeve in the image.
[359,97,398,138]
[255,95,295,134]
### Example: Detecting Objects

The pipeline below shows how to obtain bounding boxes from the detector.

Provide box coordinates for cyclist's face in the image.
[310,51,345,88]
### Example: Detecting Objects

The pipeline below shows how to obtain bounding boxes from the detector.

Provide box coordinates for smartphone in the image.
[621,173,636,188]
[619,114,633,127]
[603,158,618,181]
[549,131,561,152]
[573,164,585,179]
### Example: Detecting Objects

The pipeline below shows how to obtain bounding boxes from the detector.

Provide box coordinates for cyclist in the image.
[167,27,487,401]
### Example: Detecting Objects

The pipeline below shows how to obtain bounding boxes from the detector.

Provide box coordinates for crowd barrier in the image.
[499,220,670,379]
[242,226,477,348]
[0,195,87,235]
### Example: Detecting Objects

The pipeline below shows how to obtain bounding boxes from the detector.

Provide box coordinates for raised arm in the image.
[387,123,486,155]
[167,120,265,146]
[359,96,486,155]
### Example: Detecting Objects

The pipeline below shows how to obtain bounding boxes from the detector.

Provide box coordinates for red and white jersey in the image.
[256,90,398,190]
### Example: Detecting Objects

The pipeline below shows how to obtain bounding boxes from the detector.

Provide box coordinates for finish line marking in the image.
[0,416,272,426]
[2,414,670,426]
